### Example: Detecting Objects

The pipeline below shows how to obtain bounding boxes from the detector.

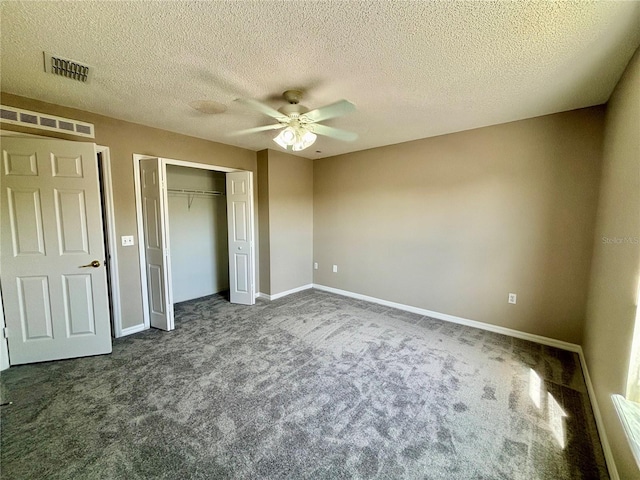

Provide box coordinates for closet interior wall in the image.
[166,165,229,303]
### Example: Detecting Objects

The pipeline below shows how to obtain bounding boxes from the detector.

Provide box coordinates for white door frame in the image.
[132,155,255,332]
[0,132,121,368]
[96,146,123,337]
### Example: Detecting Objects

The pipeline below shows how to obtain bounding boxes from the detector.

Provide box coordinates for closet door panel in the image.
[226,171,255,305]
[140,158,174,331]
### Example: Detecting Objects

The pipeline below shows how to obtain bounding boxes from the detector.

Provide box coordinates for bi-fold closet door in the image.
[139,158,174,330]
[139,158,255,332]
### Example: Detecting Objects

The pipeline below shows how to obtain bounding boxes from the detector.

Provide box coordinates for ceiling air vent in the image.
[43,52,92,83]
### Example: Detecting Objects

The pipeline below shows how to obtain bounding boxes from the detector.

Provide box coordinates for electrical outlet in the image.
[314,262,318,270]
[332,265,338,273]
[508,293,517,304]
[121,235,134,247]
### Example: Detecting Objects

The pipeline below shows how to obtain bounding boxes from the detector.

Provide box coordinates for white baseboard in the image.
[578,349,620,480]
[312,284,580,352]
[119,324,147,337]
[258,284,313,302]
[312,283,618,478]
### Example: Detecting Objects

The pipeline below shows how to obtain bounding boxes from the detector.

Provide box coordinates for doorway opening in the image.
[133,156,256,333]
[166,165,229,304]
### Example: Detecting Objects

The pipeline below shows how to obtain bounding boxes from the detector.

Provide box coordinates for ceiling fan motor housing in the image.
[282,89,303,103]
[278,89,309,118]
[278,103,309,118]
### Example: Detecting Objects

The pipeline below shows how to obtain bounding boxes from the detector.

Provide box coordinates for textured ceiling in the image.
[1,1,639,159]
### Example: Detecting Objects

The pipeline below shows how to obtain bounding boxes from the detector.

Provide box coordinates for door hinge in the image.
[2,327,8,339]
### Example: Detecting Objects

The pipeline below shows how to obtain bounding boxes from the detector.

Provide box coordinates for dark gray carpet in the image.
[1,289,608,479]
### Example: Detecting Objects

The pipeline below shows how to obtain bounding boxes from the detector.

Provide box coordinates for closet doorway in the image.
[166,165,228,305]
[134,156,255,332]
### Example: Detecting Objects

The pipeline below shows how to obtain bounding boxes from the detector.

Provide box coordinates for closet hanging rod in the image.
[167,188,225,196]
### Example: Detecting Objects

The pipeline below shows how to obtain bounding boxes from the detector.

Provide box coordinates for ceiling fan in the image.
[233,89,358,151]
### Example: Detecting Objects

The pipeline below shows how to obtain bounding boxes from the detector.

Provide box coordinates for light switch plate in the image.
[121,235,134,246]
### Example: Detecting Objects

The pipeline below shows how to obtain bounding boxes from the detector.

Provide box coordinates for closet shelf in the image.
[167,188,225,197]
[168,188,225,210]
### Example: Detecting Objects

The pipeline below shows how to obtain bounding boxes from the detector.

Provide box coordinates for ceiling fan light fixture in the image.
[274,126,297,148]
[292,130,317,151]
[274,126,317,151]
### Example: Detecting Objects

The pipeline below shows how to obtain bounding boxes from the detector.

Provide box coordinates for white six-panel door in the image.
[0,137,112,364]
[139,158,174,330]
[226,171,255,305]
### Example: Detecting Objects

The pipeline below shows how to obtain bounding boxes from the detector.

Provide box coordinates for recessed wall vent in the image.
[0,105,95,138]
[43,52,93,83]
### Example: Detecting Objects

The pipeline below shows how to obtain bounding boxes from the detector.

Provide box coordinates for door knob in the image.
[79,260,101,268]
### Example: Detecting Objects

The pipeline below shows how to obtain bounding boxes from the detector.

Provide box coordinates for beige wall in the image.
[314,108,604,344]
[257,150,271,295]
[0,93,256,330]
[258,149,313,295]
[583,47,640,478]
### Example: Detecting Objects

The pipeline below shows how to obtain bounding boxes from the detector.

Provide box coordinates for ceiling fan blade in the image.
[228,123,286,136]
[310,124,358,142]
[301,100,356,123]
[235,98,289,121]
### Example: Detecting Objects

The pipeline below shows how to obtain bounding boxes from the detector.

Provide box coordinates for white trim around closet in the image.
[131,154,252,337]
[132,154,152,333]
